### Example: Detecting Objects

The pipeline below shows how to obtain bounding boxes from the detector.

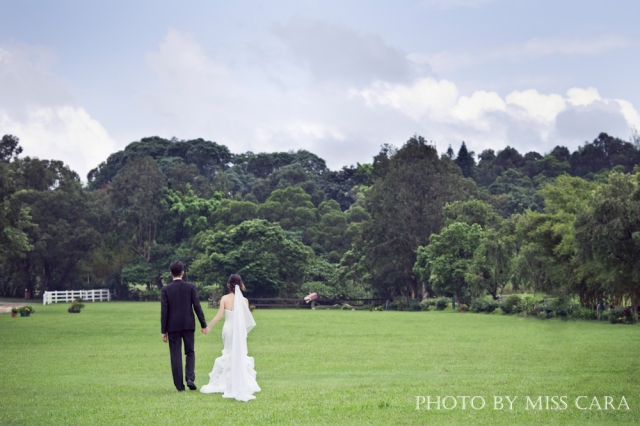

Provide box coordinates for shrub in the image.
[569,306,597,320]
[197,285,221,302]
[517,296,538,316]
[501,295,521,314]
[608,306,637,325]
[139,288,160,301]
[389,299,407,311]
[68,298,85,313]
[435,297,449,310]
[409,300,422,311]
[420,299,436,311]
[493,307,504,315]
[550,298,570,319]
[470,298,500,313]
[458,303,469,311]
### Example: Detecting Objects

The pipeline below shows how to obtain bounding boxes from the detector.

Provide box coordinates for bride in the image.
[200,274,260,401]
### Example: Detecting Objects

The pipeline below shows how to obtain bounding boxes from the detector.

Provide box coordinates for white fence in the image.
[43,289,113,305]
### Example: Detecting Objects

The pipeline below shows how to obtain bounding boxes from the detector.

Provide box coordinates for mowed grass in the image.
[0,303,639,425]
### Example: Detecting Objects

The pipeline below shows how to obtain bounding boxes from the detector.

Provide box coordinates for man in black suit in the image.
[161,261,208,392]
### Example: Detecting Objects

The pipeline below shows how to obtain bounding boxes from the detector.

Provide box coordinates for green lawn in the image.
[0,303,638,425]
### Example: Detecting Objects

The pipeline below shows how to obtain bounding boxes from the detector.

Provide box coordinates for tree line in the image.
[1,132,639,309]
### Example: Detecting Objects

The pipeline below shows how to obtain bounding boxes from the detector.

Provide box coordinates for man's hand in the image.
[201,327,209,335]
[162,333,168,343]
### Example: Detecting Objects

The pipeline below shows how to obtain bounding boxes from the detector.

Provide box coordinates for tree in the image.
[513,175,594,301]
[414,222,484,302]
[361,135,475,300]
[191,219,311,297]
[466,220,516,299]
[9,158,103,296]
[0,136,31,261]
[111,157,168,286]
[575,171,640,307]
[455,141,477,179]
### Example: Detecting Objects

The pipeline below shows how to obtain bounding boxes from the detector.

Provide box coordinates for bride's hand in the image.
[201,327,208,335]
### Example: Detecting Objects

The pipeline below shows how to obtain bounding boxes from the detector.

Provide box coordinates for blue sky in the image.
[1,0,639,178]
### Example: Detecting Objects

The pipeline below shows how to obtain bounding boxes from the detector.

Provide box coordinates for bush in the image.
[419,299,435,311]
[389,299,407,311]
[139,288,160,301]
[197,285,221,302]
[608,306,637,325]
[517,296,538,316]
[501,295,521,314]
[549,298,570,319]
[569,306,597,320]
[68,298,85,313]
[409,300,422,311]
[470,298,500,313]
[435,297,449,310]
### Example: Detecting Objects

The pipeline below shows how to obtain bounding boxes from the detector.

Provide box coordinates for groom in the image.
[161,261,208,392]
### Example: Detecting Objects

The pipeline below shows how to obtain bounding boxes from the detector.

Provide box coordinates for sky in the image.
[1,0,639,179]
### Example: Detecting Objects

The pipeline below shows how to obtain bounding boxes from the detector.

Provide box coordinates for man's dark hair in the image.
[170,261,184,277]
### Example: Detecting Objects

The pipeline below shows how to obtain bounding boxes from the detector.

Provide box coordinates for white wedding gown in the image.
[200,286,260,401]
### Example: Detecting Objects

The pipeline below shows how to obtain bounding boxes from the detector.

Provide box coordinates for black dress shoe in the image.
[177,388,185,392]
[187,380,197,391]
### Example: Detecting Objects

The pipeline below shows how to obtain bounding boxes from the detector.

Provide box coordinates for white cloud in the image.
[505,89,566,122]
[0,43,116,180]
[136,27,640,172]
[355,78,458,120]
[0,107,116,178]
[566,87,601,106]
[354,76,638,155]
[452,90,505,123]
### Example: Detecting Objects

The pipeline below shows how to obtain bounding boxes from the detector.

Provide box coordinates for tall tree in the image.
[455,141,477,179]
[575,171,640,307]
[361,135,474,300]
[111,156,168,285]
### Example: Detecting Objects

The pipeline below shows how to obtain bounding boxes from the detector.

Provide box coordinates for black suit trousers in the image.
[168,330,195,390]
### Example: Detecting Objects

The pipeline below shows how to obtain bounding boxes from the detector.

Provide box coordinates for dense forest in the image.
[1,131,639,309]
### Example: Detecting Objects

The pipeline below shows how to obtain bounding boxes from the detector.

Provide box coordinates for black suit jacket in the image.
[161,279,207,334]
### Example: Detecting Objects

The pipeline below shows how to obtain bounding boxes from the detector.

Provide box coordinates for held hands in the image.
[161,333,168,343]
[201,327,210,335]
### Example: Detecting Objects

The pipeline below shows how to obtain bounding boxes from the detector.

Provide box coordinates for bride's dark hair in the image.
[227,274,246,293]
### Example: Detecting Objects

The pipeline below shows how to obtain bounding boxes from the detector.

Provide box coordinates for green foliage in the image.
[18,305,34,314]
[470,297,500,313]
[569,306,597,321]
[138,287,161,301]
[575,171,640,307]
[414,222,484,303]
[362,136,475,300]
[434,297,450,310]
[501,295,521,314]
[68,298,85,313]
[191,219,311,297]
[607,307,637,325]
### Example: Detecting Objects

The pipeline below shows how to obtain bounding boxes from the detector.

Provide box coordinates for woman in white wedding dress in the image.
[200,274,260,402]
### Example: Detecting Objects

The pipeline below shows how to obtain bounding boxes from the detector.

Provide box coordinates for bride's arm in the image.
[205,297,225,332]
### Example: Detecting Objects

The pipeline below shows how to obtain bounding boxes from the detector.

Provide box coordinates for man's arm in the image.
[161,286,169,335]
[191,284,207,329]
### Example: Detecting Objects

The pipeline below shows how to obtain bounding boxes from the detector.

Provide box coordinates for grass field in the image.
[0,302,638,425]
